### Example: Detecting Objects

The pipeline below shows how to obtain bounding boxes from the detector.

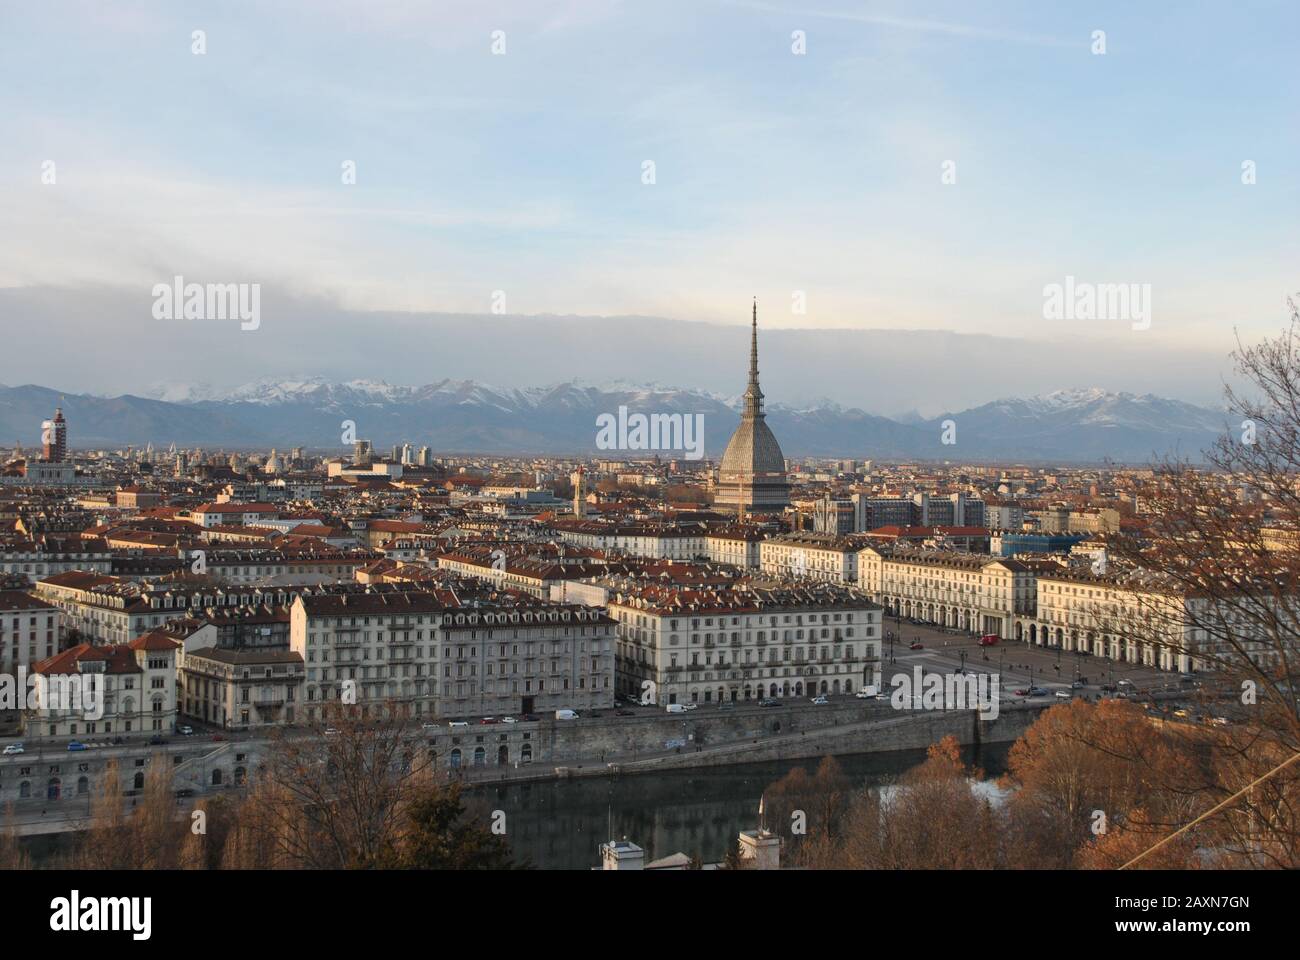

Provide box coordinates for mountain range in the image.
[0,380,1230,463]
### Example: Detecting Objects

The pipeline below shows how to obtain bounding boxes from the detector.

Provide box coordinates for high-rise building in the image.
[713,301,789,516]
[42,407,67,462]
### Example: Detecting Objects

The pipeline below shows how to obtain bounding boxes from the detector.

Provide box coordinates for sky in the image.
[0,0,1296,404]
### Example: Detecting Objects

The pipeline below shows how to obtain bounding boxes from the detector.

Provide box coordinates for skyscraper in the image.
[713,301,790,515]
[42,407,67,462]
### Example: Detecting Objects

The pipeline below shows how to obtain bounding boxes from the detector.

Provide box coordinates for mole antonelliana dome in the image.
[713,302,790,515]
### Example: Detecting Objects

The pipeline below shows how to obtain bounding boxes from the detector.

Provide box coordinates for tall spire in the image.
[744,298,764,417]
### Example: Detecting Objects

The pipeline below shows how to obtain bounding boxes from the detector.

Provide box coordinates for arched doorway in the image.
[133,771,145,790]
[473,747,486,767]
[497,745,508,765]
[211,768,223,786]
[46,777,61,801]
[450,748,462,768]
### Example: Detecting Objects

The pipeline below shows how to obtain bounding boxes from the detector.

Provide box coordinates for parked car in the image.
[1014,688,1030,696]
[2,743,24,755]
[521,714,540,722]
[811,695,829,705]
[909,642,924,650]
[1070,680,1086,689]
[449,720,469,729]
[67,741,88,751]
[855,688,873,699]
[666,703,687,714]
[1055,690,1072,699]
[479,717,499,725]
[148,734,168,745]
[211,733,226,741]
[177,724,194,736]
[1029,687,1049,697]
[554,709,578,720]
[501,716,518,724]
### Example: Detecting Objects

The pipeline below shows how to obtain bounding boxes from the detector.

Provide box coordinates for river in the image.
[477,742,1011,869]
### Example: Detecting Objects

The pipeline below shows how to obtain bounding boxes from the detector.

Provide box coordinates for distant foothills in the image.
[0,379,1230,464]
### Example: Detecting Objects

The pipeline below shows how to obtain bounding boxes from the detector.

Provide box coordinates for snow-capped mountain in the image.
[918,389,1229,461]
[1,380,1228,461]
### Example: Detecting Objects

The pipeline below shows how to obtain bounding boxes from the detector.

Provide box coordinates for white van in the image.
[665,703,687,714]
[555,709,579,720]
[448,720,468,729]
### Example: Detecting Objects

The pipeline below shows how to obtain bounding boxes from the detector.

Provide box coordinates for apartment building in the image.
[760,533,861,582]
[705,529,764,569]
[0,590,61,676]
[607,582,882,705]
[290,587,616,722]
[27,630,180,737]
[857,545,1038,638]
[550,519,708,560]
[180,647,305,728]
[36,573,315,644]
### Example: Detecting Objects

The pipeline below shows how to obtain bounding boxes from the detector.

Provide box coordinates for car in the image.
[1014,688,1030,696]
[1029,687,1049,697]
[211,733,226,741]
[111,736,125,745]
[718,702,735,711]
[149,734,168,745]
[855,689,873,699]
[421,722,439,730]
[554,710,578,721]
[1070,680,1086,689]
[177,725,194,736]
[501,716,518,724]
[909,642,923,650]
[666,703,687,714]
[615,709,634,717]
[978,634,999,646]
[449,720,470,728]
[479,717,499,725]
[1173,709,1190,718]
[173,788,195,798]
[811,695,829,705]
[1055,690,1072,699]
[521,714,540,722]
[323,727,339,737]
[67,740,88,751]
[2,743,24,755]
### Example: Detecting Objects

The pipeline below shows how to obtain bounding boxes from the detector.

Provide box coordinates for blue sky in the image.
[1,0,1296,381]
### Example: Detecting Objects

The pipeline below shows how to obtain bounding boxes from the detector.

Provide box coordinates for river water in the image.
[478,742,1011,870]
